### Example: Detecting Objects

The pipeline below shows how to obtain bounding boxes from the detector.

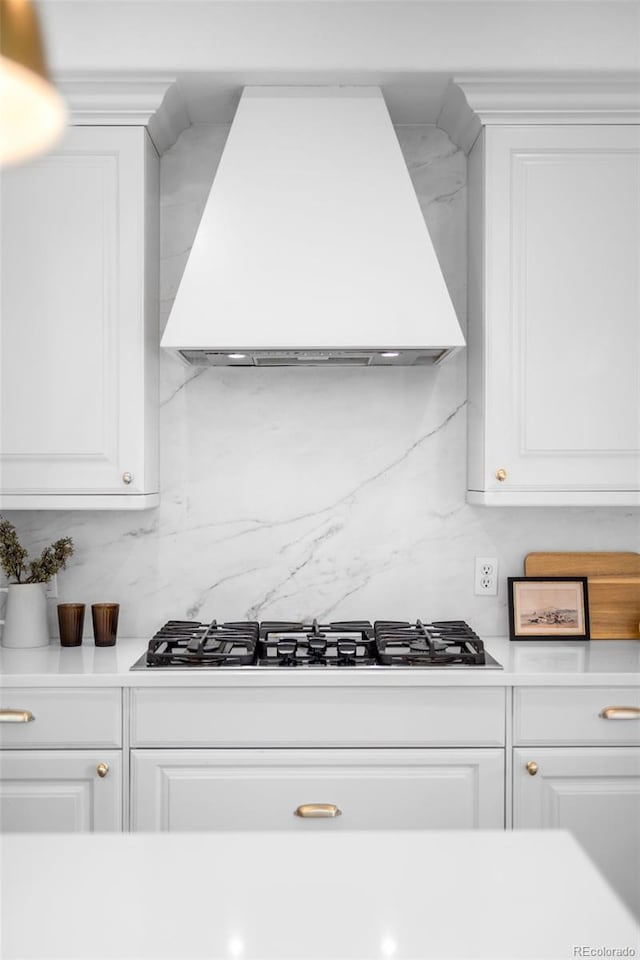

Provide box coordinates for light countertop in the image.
[2,830,638,959]
[1,636,639,687]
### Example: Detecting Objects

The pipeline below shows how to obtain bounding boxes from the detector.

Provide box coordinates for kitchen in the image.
[1,1,639,957]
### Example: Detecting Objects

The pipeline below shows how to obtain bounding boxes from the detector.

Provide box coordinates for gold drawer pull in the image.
[526,761,538,776]
[495,468,507,482]
[600,706,640,720]
[96,762,109,778]
[294,803,342,819]
[0,710,35,723]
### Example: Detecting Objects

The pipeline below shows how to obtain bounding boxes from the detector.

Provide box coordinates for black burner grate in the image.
[257,619,376,667]
[374,619,487,666]
[145,620,258,667]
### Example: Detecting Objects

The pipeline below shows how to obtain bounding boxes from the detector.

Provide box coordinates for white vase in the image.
[0,583,50,648]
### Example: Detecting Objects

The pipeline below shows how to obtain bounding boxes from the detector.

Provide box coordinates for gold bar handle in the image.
[294,803,342,819]
[600,706,640,720]
[0,709,35,723]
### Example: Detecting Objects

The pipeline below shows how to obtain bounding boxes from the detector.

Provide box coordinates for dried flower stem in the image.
[0,517,74,584]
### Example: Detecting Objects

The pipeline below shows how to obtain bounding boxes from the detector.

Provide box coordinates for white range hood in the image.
[161,86,465,367]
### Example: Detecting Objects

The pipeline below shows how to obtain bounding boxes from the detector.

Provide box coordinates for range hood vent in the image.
[161,87,465,366]
[179,349,444,367]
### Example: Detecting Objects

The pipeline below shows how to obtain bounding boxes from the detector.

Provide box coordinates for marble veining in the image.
[4,123,638,640]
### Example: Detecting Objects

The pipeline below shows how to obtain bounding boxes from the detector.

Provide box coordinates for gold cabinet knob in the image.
[122,472,133,485]
[495,468,508,482]
[526,761,538,776]
[96,762,109,778]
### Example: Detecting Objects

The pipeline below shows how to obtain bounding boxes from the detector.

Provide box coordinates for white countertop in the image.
[2,830,638,960]
[1,636,639,687]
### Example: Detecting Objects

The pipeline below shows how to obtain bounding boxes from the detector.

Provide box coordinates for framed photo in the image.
[508,577,590,641]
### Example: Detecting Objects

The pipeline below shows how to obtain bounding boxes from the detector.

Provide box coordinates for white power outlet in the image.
[474,557,498,596]
[44,574,58,599]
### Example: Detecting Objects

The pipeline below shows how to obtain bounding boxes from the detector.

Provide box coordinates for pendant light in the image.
[0,0,67,166]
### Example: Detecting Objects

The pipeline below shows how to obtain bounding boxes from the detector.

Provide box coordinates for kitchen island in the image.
[2,829,638,959]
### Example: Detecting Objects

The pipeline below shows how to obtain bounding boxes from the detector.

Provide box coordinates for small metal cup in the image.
[91,603,119,647]
[57,603,85,647]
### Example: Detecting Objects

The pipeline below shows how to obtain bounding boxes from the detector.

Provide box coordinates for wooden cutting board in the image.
[524,552,640,640]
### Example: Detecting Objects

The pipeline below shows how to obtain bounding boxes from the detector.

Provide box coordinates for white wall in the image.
[5,123,638,640]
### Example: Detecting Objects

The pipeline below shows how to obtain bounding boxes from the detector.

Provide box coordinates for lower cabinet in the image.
[0,687,123,832]
[0,751,122,832]
[513,685,640,918]
[131,748,505,831]
[513,747,640,918]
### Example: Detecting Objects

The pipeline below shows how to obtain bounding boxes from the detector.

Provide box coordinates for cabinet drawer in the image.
[131,748,505,831]
[0,689,121,748]
[514,687,640,745]
[131,686,505,747]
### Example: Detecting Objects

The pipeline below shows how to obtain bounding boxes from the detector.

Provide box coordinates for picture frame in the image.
[507,577,590,642]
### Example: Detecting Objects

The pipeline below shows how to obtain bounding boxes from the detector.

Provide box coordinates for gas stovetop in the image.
[130,619,502,669]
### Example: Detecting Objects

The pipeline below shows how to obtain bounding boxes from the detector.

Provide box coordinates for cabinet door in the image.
[468,125,640,505]
[513,747,640,918]
[131,748,504,831]
[0,126,159,509]
[0,751,122,832]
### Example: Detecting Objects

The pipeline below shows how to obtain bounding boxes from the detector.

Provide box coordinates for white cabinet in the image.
[0,751,122,831]
[512,688,640,917]
[0,688,122,832]
[131,748,504,832]
[0,688,122,749]
[0,126,159,509]
[513,748,640,919]
[514,687,640,746]
[467,124,640,506]
[130,685,506,747]
[130,686,506,832]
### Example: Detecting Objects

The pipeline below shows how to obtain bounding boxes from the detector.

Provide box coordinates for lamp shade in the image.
[0,0,67,166]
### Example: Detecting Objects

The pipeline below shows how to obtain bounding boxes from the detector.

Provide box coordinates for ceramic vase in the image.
[1,582,50,648]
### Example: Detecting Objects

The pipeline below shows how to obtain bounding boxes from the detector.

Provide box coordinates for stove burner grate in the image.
[374,619,487,666]
[145,619,258,667]
[257,619,377,667]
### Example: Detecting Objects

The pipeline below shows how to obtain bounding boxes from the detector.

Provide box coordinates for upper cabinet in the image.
[441,79,640,506]
[467,124,639,505]
[1,125,160,509]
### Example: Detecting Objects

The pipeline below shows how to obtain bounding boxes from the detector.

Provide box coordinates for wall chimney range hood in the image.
[161,86,465,367]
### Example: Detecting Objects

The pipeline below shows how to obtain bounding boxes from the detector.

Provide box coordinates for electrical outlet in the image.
[44,574,58,599]
[474,557,498,596]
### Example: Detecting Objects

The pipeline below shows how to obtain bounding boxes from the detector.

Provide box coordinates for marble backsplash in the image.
[5,123,638,640]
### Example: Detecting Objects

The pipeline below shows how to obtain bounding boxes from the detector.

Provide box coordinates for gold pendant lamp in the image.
[0,0,67,166]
